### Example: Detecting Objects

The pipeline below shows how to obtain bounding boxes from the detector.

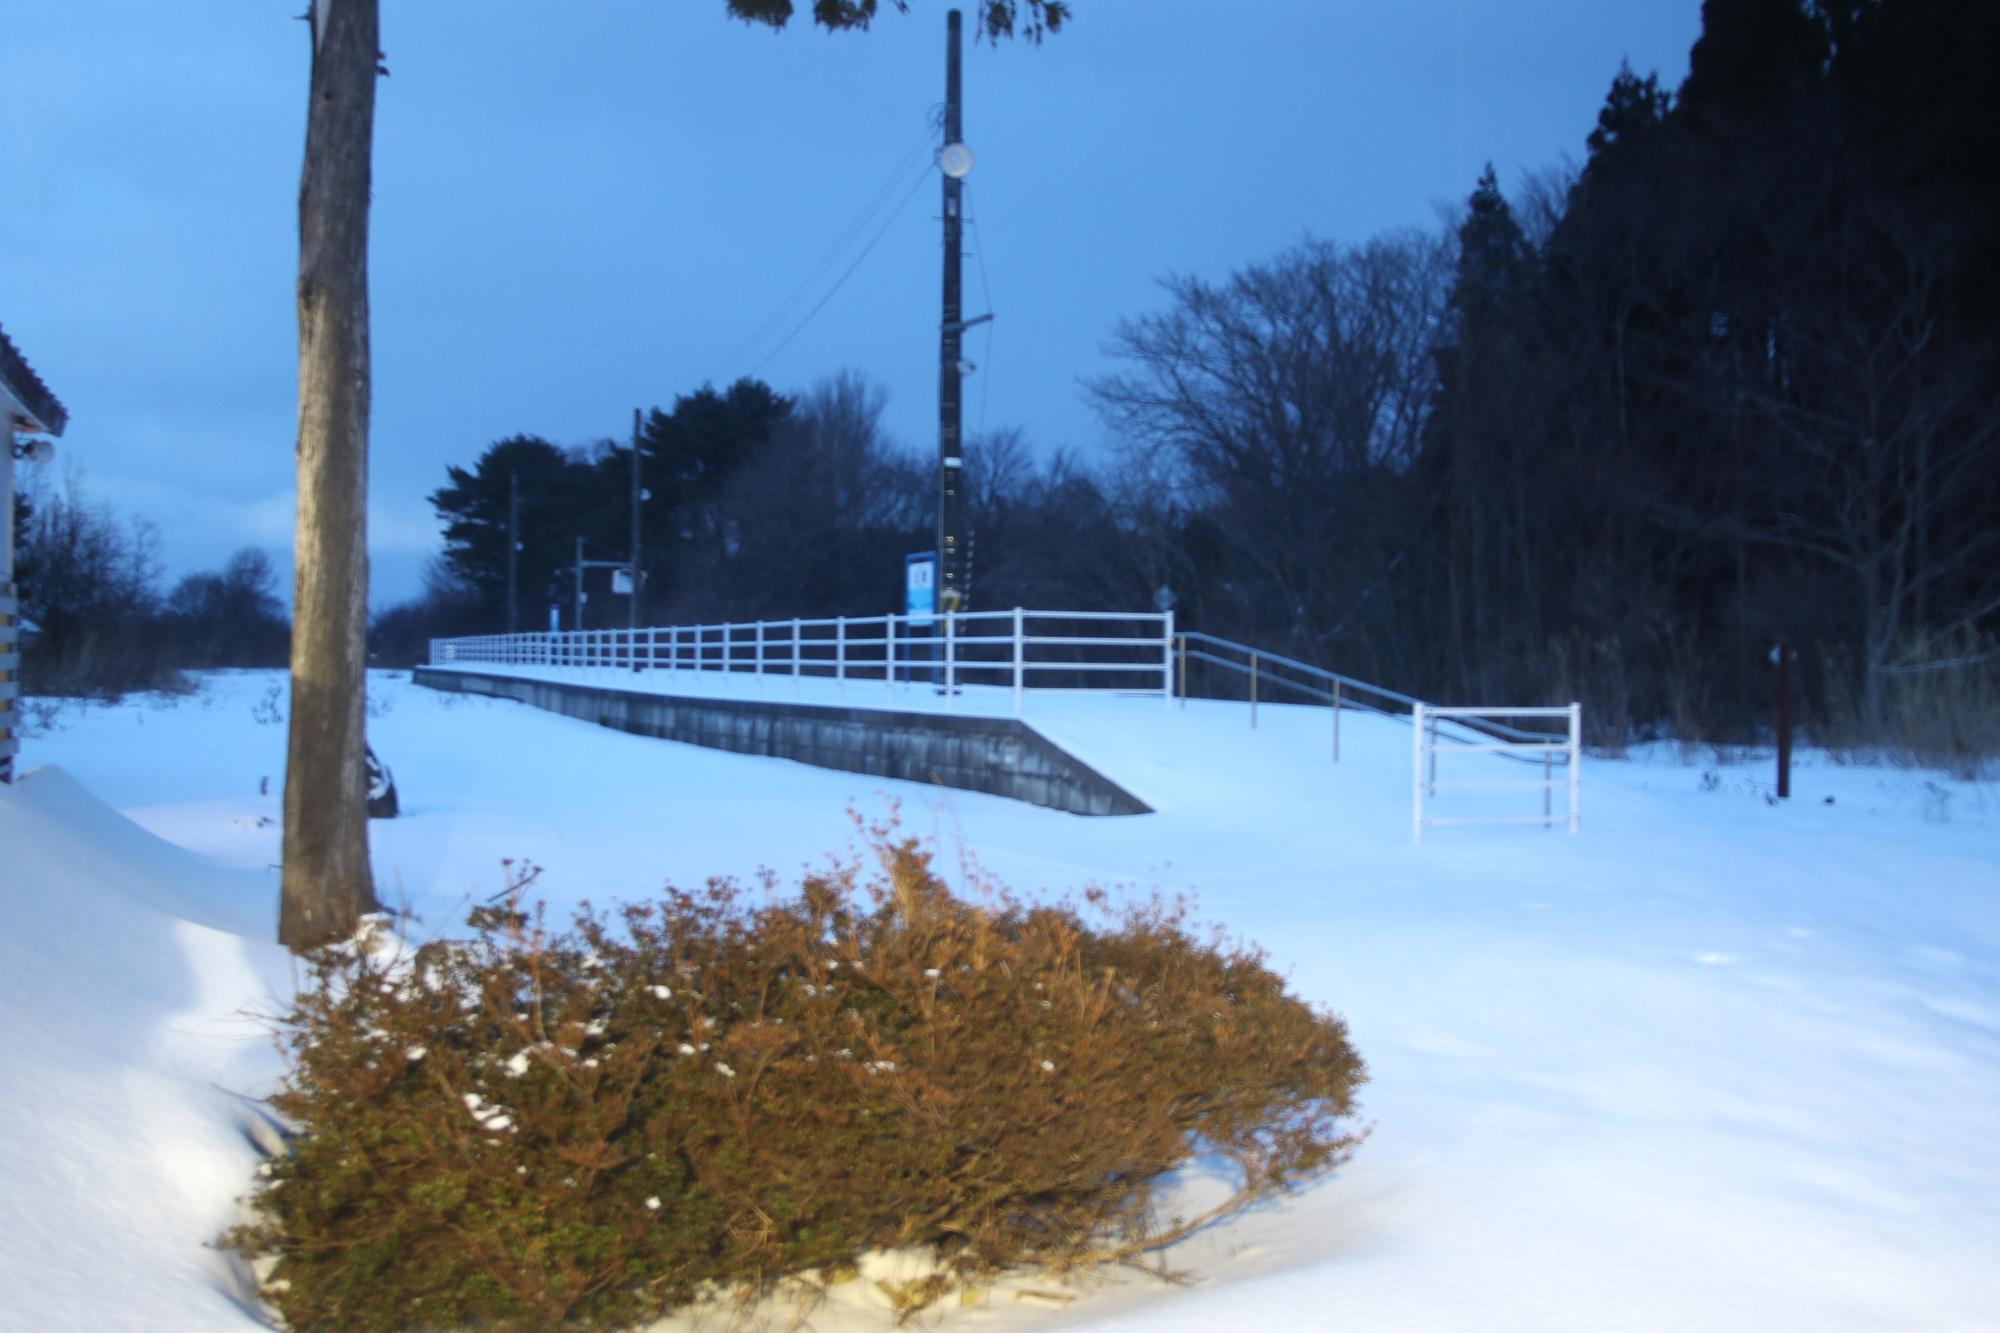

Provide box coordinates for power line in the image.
[743,160,934,381]
[708,117,939,385]
[965,185,996,439]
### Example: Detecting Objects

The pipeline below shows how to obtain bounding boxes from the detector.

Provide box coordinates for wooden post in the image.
[1775,640,1793,801]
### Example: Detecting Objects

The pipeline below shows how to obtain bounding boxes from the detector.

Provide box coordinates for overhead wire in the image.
[707,112,941,385]
[965,184,996,439]
[742,159,935,381]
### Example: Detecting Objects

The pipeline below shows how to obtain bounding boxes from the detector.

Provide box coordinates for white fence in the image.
[432,618,1587,839]
[431,608,1176,714]
[1411,702,1581,842]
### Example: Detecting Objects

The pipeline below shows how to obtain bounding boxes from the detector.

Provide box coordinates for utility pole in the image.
[937,8,974,615]
[629,406,643,633]
[506,468,519,634]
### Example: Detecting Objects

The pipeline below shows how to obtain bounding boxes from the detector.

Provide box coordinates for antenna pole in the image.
[937,8,966,613]
[629,406,643,633]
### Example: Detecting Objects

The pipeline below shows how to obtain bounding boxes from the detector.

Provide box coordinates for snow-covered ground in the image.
[3,668,1997,1332]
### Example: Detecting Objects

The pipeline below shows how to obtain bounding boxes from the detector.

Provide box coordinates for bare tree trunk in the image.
[281,0,380,950]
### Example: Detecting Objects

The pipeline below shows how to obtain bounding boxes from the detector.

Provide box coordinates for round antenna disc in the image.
[938,142,975,179]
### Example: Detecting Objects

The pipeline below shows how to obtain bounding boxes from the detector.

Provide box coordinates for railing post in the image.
[1012,607,1025,715]
[836,616,846,687]
[1332,678,1342,762]
[886,615,897,695]
[792,617,802,680]
[1249,650,1259,729]
[1412,702,1426,844]
[1568,701,1583,834]
[1177,633,1187,710]
[755,621,765,677]
[1161,609,1174,709]
[723,623,733,676]
[1427,711,1439,796]
[944,611,956,703]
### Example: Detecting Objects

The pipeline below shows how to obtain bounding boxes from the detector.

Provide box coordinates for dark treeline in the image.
[16,473,290,696]
[388,367,1156,651]
[384,0,1998,753]
[1089,0,1997,752]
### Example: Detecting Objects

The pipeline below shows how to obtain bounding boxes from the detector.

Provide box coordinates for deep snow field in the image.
[2,667,1997,1332]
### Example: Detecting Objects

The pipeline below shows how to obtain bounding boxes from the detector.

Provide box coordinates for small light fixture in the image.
[11,436,56,464]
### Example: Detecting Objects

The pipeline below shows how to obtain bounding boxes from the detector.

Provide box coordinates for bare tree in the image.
[1087,230,1450,664]
[676,372,926,620]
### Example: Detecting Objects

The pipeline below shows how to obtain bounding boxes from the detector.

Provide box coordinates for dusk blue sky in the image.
[1,2,1701,609]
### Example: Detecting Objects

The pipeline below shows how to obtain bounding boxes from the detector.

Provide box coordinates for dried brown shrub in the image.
[225,823,1365,1330]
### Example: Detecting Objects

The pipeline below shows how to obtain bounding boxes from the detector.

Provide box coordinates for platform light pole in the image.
[628,406,644,633]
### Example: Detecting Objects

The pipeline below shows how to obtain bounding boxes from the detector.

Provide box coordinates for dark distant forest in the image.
[26,0,1999,756]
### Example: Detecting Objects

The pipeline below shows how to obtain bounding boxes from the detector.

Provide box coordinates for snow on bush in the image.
[224,821,1366,1330]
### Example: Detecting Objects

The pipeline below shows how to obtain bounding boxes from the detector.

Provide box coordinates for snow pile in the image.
[0,765,292,1331]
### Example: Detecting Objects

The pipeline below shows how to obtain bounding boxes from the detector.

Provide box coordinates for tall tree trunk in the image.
[281,0,380,950]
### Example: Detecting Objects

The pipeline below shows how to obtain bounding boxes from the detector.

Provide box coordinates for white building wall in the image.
[1,377,20,780]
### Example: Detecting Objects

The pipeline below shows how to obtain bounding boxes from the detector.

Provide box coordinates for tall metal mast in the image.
[628,406,643,633]
[937,8,968,614]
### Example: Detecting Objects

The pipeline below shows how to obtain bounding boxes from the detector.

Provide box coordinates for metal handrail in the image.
[1174,629,1570,758]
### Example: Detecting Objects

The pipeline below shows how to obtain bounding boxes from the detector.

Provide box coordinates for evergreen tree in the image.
[428,435,588,632]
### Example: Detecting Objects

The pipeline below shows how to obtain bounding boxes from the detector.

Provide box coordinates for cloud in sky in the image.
[1,2,1701,608]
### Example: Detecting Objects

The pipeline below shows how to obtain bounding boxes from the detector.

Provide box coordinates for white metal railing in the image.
[1412,702,1581,842]
[430,608,1176,714]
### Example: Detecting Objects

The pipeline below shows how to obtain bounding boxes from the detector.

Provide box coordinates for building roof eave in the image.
[0,322,69,438]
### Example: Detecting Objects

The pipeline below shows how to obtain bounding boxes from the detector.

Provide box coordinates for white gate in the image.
[1412,702,1581,842]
